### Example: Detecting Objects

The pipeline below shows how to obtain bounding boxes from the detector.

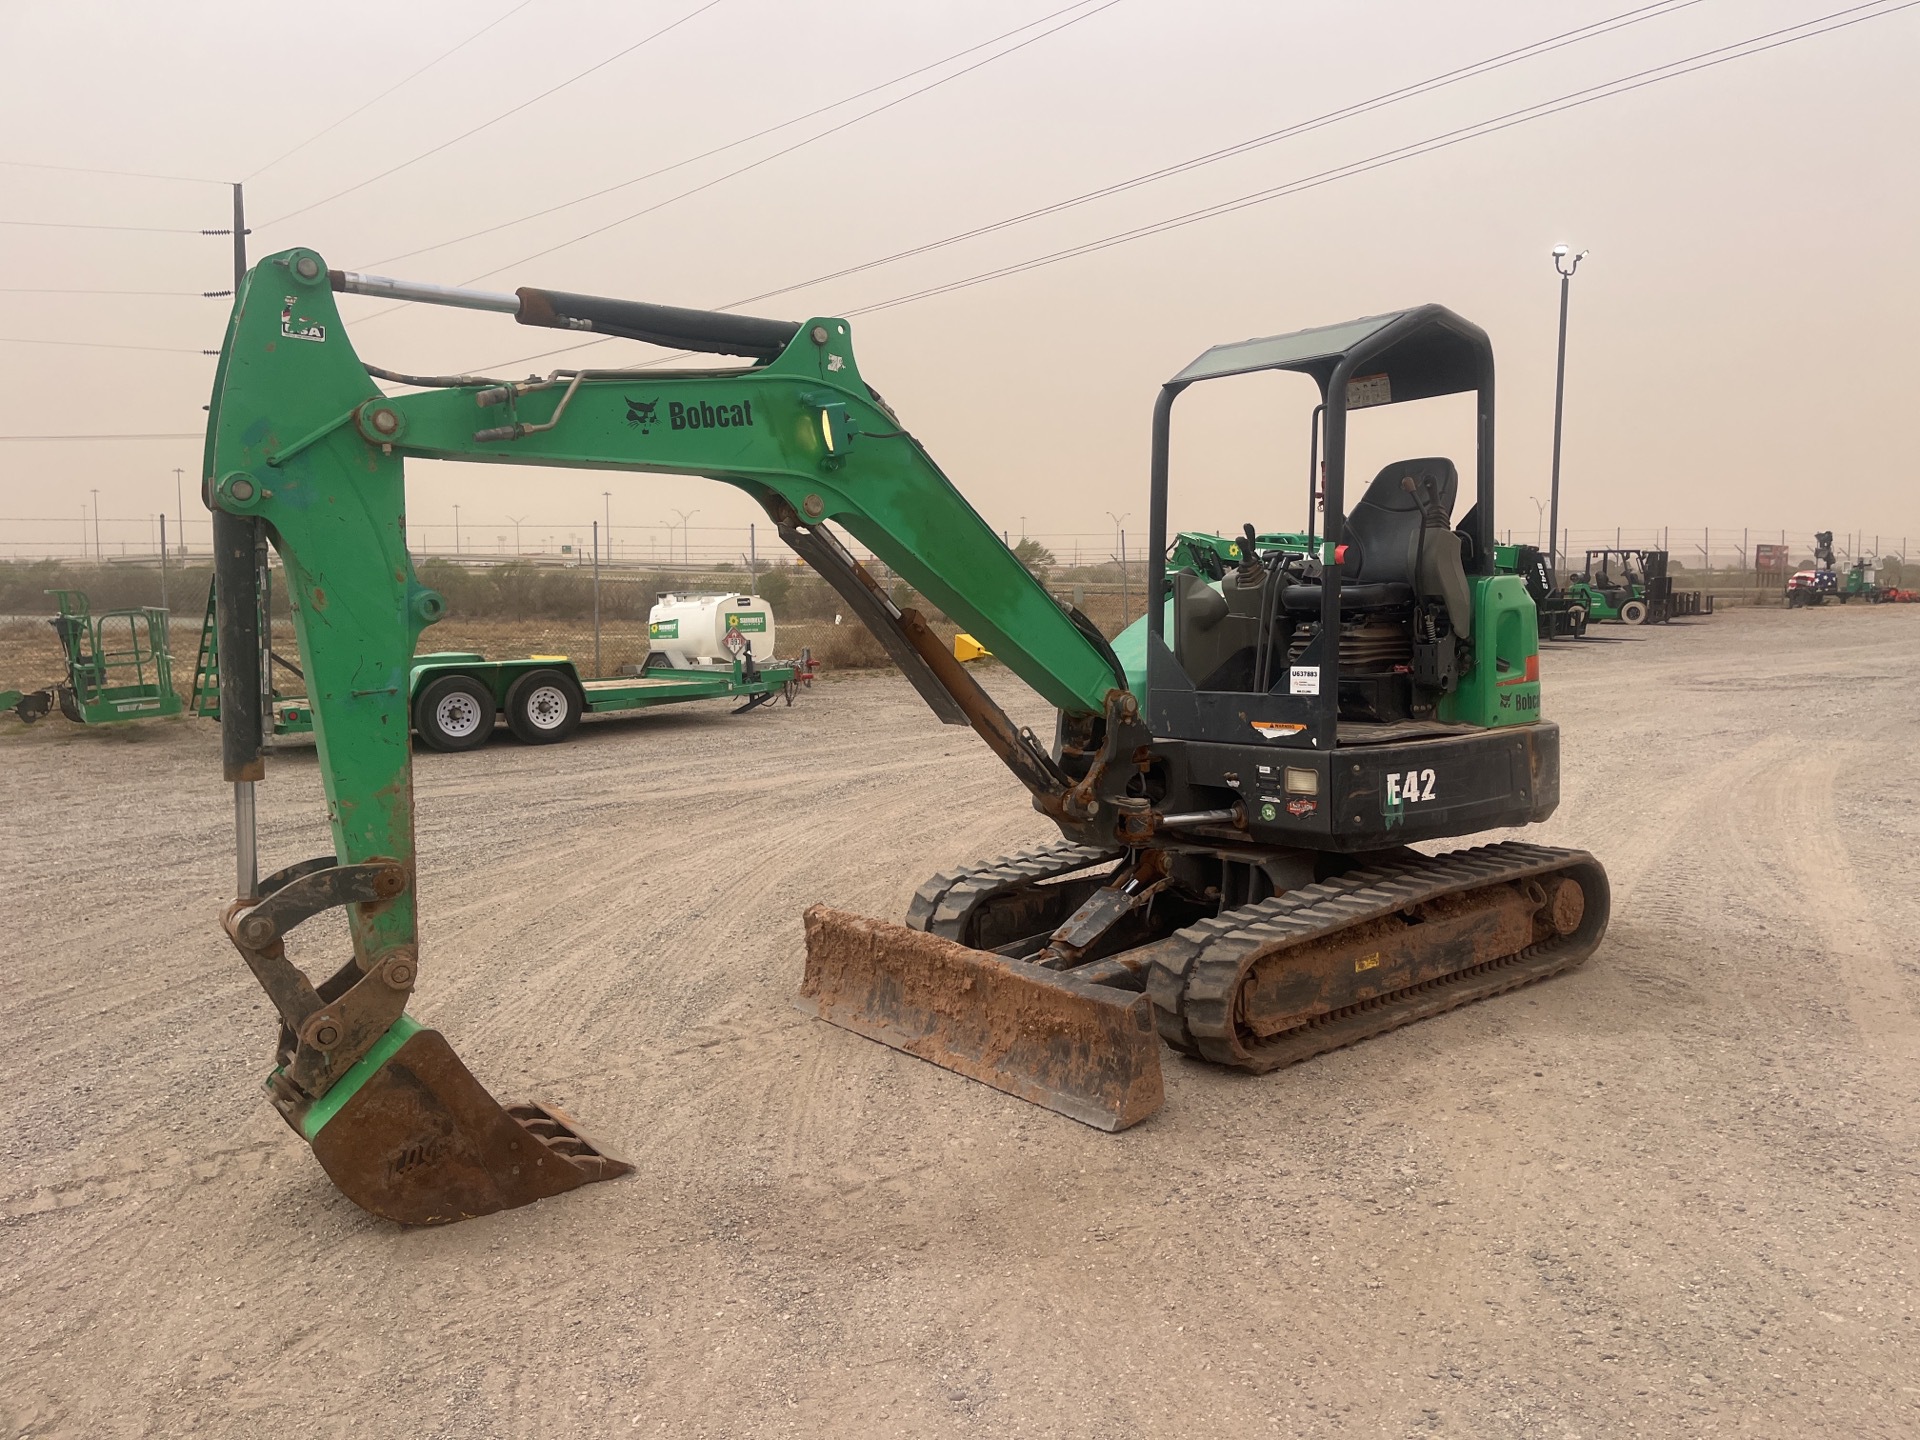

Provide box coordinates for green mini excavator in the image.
[204,250,1609,1224]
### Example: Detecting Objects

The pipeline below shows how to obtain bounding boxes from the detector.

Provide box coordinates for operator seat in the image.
[1281,457,1473,635]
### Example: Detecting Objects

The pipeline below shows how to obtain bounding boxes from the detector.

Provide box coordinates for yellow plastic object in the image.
[953,633,991,663]
[528,654,570,662]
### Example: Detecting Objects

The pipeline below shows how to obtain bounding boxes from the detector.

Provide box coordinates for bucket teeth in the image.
[307,1029,631,1226]
[799,905,1164,1132]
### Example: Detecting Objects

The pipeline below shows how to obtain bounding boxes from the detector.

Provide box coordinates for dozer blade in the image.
[300,1022,631,1226]
[799,905,1163,1132]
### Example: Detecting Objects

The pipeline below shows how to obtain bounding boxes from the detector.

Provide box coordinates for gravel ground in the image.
[2,605,1916,1438]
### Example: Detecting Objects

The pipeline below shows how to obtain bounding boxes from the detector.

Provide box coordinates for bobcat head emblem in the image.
[625,397,659,433]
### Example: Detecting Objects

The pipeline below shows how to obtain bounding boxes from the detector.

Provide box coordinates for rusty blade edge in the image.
[798,906,1164,1133]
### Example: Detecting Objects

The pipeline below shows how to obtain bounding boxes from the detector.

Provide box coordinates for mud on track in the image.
[2,606,1917,1438]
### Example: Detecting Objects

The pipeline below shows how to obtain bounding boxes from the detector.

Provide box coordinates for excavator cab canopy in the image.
[1159,303,1496,570]
[1144,304,1499,749]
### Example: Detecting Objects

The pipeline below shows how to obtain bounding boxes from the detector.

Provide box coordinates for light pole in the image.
[1529,495,1547,550]
[1107,510,1130,625]
[672,507,699,566]
[603,491,613,562]
[453,503,461,554]
[173,466,186,555]
[91,488,101,561]
[507,514,526,554]
[1547,243,1587,577]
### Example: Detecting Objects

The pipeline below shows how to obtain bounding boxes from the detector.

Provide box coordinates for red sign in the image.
[1755,543,1793,574]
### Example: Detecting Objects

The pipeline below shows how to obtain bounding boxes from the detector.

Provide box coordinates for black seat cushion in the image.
[1281,582,1413,613]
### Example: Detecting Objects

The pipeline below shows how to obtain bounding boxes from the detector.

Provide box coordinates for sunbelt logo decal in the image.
[724,612,767,633]
[649,619,679,639]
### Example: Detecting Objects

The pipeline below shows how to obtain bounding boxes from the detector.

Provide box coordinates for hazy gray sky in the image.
[4,0,1917,564]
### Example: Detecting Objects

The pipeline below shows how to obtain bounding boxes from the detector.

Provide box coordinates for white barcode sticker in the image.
[1346,372,1391,408]
[1289,666,1321,696]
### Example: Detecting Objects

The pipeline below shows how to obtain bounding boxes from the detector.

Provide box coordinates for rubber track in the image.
[1143,841,1607,1072]
[905,840,1125,942]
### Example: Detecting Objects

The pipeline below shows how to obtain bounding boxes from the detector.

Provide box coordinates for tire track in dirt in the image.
[1735,739,1919,1060]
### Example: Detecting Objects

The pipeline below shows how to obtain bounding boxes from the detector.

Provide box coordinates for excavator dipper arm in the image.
[205,249,1149,1222]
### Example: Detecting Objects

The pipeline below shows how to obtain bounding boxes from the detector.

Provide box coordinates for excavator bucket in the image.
[296,1020,631,1226]
[798,906,1164,1131]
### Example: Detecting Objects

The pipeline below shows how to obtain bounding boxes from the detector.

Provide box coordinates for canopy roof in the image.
[1168,304,1492,407]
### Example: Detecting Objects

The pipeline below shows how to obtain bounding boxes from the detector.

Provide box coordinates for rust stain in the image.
[799,905,1163,1132]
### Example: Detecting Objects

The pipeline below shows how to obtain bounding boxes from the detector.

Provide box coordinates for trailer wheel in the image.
[505,669,582,744]
[1620,599,1648,625]
[415,675,495,752]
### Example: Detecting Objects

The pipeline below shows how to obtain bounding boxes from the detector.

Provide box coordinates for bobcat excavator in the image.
[204,248,1609,1224]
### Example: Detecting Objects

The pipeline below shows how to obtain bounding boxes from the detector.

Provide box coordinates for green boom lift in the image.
[5,590,182,725]
[202,250,1610,1225]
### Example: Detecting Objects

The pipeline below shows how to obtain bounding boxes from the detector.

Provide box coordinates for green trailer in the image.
[190,585,809,751]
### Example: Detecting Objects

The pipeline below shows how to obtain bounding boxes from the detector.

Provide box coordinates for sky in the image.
[4,0,1917,568]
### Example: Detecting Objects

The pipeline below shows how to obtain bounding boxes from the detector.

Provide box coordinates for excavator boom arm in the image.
[201,249,1134,1220]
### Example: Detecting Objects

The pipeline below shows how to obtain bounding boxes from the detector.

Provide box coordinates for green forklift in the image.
[1567,548,1672,626]
[4,590,182,725]
[1493,542,1587,640]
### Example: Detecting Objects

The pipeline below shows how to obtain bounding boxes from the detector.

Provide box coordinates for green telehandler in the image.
[202,250,1609,1224]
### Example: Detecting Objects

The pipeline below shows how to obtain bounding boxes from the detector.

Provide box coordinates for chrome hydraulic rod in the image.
[330,270,519,314]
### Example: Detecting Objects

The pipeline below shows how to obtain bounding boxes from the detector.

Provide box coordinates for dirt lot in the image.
[3,605,1917,1438]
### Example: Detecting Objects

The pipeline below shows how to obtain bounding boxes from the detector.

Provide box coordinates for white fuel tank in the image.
[646,593,777,668]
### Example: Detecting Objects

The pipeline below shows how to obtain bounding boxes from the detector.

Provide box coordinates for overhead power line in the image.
[843,0,1919,317]
[728,0,1712,312]
[245,0,537,181]
[0,287,230,297]
[361,0,1123,271]
[457,0,1125,285]
[469,0,1911,371]
[0,218,205,234]
[262,0,730,228]
[0,158,226,186]
[0,336,215,355]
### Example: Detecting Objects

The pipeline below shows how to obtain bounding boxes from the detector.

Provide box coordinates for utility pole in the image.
[453,504,461,554]
[1106,510,1129,627]
[159,515,169,609]
[91,488,101,560]
[603,491,613,563]
[748,522,757,595]
[591,520,602,676]
[1547,244,1587,577]
[173,466,187,555]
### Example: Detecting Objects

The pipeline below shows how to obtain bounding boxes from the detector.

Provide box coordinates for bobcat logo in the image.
[625,397,659,433]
